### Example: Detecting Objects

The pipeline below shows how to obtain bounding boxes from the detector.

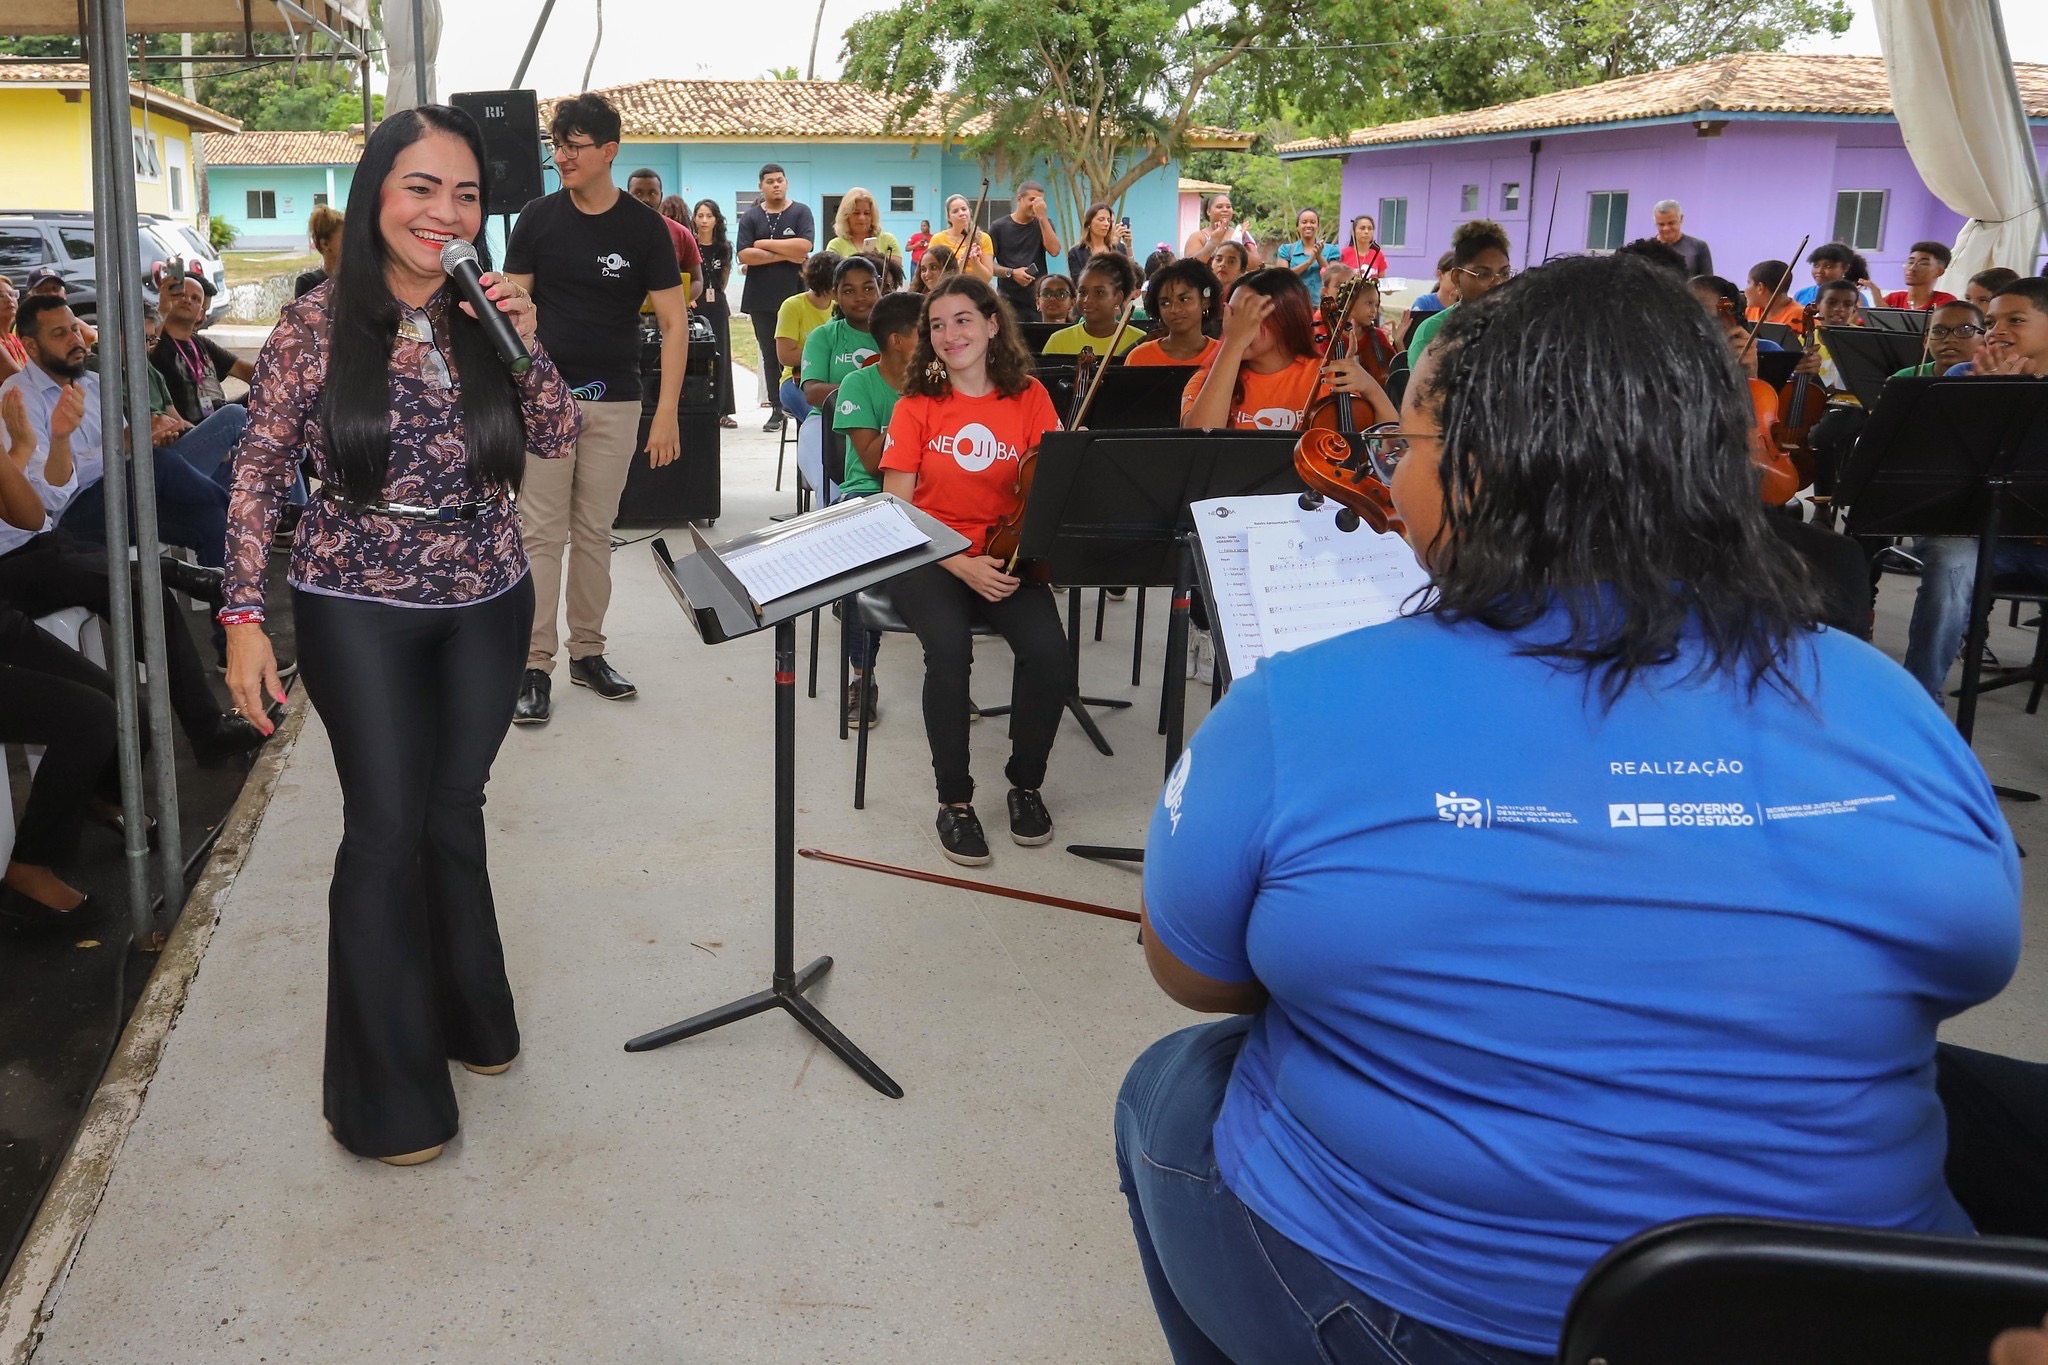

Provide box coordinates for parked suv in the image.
[0,210,228,327]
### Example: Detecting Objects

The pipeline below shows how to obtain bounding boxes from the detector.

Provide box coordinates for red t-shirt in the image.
[1882,290,1957,310]
[879,380,1062,554]
[1180,354,1321,431]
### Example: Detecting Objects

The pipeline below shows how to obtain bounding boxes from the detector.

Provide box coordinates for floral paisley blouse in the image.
[222,283,580,614]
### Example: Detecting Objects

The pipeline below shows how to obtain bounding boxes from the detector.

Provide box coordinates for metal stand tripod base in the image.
[1068,844,1143,863]
[624,954,903,1098]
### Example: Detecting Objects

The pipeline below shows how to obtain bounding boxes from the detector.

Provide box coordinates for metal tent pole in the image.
[86,0,186,937]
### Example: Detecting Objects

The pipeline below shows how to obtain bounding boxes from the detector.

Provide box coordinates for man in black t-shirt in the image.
[505,91,686,723]
[989,181,1062,322]
[735,163,816,430]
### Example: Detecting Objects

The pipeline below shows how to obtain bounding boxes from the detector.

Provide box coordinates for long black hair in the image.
[1414,251,1819,703]
[323,104,524,502]
[691,197,727,247]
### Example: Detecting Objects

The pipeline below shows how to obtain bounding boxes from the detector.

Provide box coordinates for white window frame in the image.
[1833,189,1887,252]
[1377,196,1408,249]
[1586,190,1629,252]
[247,189,278,220]
[132,130,161,183]
[1501,182,1521,213]
[164,137,187,213]
[1460,184,1480,213]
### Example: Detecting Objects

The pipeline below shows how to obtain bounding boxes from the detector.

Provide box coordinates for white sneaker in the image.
[1185,627,1214,680]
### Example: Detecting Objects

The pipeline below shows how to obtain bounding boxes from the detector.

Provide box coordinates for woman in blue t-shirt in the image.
[1120,251,2033,1363]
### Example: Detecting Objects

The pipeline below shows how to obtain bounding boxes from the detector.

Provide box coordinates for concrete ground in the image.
[19,368,2048,1363]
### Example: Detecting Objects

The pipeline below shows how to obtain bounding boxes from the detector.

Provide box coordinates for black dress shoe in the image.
[513,669,551,725]
[569,655,637,700]
[189,711,270,768]
[156,556,225,606]
[0,886,103,929]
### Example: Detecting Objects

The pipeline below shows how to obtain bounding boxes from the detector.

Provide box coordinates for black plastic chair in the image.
[1559,1215,2048,1365]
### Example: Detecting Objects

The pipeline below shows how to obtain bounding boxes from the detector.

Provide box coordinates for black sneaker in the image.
[1007,788,1053,846]
[763,410,786,433]
[569,654,637,700]
[844,678,878,729]
[936,806,992,867]
[512,669,551,725]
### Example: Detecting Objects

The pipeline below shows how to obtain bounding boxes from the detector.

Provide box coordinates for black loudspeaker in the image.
[449,89,545,215]
[616,317,723,527]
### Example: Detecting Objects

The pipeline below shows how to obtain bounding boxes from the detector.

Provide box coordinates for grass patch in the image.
[221,250,319,288]
[726,316,762,378]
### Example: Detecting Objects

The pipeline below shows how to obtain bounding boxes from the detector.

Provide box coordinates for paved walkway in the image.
[20,374,2048,1361]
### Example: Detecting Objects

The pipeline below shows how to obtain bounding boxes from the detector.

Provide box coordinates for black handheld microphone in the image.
[440,239,533,376]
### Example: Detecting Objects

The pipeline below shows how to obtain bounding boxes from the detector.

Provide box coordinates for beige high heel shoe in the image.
[461,1059,513,1076]
[327,1119,446,1166]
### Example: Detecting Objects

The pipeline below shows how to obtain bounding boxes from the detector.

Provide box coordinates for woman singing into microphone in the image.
[880,277,1069,867]
[222,105,579,1167]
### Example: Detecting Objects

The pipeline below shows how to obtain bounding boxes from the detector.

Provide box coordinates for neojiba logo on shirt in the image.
[1245,407,1300,431]
[596,252,630,278]
[938,422,1020,473]
[1163,751,1192,833]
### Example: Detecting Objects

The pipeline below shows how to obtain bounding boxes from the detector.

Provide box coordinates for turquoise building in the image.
[201,130,360,250]
[201,81,1247,268]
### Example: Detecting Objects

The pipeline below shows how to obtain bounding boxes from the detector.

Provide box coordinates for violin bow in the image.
[1738,234,1809,365]
[962,176,992,267]
[1535,168,1563,266]
[799,847,1141,924]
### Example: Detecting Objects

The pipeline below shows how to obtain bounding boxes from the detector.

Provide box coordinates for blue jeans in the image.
[778,375,812,425]
[60,446,231,569]
[1116,1018,1549,1365]
[164,403,246,492]
[1903,536,2048,703]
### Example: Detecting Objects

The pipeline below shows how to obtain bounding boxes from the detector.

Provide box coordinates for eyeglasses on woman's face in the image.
[1457,265,1513,286]
[1359,422,1422,484]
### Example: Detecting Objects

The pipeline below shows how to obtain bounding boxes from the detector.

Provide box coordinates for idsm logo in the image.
[1435,792,1485,829]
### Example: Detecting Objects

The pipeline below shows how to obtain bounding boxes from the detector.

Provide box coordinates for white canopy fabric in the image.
[383,0,443,114]
[1875,0,2046,285]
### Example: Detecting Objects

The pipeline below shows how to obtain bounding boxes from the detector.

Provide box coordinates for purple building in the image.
[1278,52,2048,294]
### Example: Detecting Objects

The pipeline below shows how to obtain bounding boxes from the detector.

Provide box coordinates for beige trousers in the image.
[520,398,641,672]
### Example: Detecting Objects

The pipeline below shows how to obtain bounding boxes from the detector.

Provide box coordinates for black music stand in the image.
[1012,428,1306,862]
[1862,307,1932,336]
[1826,326,1932,408]
[1046,364,1200,430]
[631,496,970,1096]
[1839,376,2048,798]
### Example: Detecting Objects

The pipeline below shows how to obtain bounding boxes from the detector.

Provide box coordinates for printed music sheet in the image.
[1191,494,1430,678]
[721,498,930,610]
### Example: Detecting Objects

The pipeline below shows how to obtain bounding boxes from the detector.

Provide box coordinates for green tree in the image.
[841,0,1433,235]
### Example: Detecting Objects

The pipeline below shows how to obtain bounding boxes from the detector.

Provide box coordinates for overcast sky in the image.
[415,0,2048,103]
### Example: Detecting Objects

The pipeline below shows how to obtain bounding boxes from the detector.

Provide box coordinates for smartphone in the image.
[1120,216,1131,230]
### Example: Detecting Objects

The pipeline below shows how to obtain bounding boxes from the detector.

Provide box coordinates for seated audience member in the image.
[1034,273,1076,325]
[11,295,233,574]
[1407,222,1511,366]
[773,252,839,423]
[1744,259,1803,332]
[1968,267,2021,314]
[830,290,922,729]
[1043,252,1145,358]
[0,352,264,767]
[912,242,957,294]
[27,268,96,347]
[294,205,345,299]
[1209,240,1250,298]
[798,253,882,418]
[1182,268,1321,431]
[151,265,252,436]
[1901,277,2048,704]
[1121,250,2030,1365]
[1884,240,1958,311]
[1794,241,1857,305]
[1126,258,1223,369]
[138,299,249,496]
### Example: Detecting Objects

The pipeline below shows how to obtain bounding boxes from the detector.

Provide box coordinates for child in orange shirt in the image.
[1125,258,1223,369]
[879,277,1069,866]
[1181,268,1323,431]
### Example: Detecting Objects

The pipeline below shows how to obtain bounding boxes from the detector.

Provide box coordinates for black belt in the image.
[318,489,491,523]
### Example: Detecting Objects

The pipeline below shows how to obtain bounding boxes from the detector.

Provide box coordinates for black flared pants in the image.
[294,578,531,1159]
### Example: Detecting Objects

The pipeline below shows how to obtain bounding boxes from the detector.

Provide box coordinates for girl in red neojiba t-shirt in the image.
[878,277,1069,867]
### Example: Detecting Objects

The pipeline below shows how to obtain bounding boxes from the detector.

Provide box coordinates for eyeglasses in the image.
[1038,287,1074,299]
[551,139,603,160]
[1457,265,1513,285]
[1929,324,1986,340]
[1360,422,1423,483]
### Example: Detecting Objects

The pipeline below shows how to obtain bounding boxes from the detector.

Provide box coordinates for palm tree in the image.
[806,0,827,79]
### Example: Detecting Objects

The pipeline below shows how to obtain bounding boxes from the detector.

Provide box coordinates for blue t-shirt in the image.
[1276,240,1343,303]
[1143,606,2020,1355]
[1412,292,1442,311]
[1795,283,1821,305]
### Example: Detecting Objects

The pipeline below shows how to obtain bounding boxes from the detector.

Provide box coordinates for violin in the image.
[984,299,1139,575]
[1749,376,1802,506]
[1771,309,1827,487]
[1294,277,1402,535]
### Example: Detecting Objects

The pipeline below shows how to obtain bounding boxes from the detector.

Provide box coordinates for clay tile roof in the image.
[542,80,970,140]
[541,78,1255,148]
[201,130,363,166]
[0,62,240,133]
[1277,52,2048,155]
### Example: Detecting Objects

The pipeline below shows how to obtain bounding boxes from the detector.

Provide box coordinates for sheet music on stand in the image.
[720,497,929,613]
[1191,494,1431,679]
